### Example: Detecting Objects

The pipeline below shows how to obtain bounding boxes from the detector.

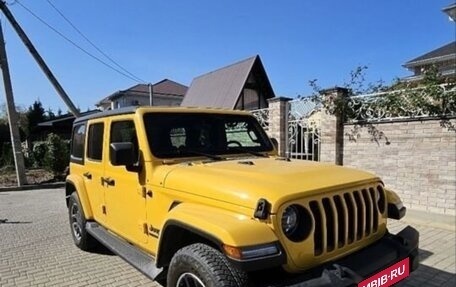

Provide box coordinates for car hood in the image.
[159,157,379,212]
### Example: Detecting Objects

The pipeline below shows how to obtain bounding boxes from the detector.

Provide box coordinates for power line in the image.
[11,0,144,83]
[44,0,145,83]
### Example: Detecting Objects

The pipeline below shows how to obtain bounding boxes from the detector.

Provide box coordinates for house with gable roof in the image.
[402,3,456,81]
[96,79,188,110]
[181,55,275,110]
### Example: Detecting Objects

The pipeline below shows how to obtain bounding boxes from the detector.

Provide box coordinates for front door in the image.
[104,118,147,245]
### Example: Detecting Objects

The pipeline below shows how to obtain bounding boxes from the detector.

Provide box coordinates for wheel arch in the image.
[156,220,221,268]
[65,175,93,219]
[155,203,279,268]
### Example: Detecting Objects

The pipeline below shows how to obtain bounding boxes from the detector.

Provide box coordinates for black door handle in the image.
[101,177,115,186]
[83,172,92,180]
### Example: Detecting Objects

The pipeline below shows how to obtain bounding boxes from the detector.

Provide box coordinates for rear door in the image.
[83,120,107,226]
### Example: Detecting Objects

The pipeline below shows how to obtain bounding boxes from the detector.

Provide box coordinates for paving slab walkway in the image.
[0,188,454,286]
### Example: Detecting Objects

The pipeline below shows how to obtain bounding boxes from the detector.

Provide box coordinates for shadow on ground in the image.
[0,219,32,224]
[87,243,116,256]
[396,248,455,286]
[398,264,456,286]
[418,248,433,262]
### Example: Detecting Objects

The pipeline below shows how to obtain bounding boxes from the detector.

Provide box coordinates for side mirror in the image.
[270,137,279,150]
[110,142,135,166]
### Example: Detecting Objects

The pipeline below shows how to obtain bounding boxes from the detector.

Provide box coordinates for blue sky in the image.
[0,0,455,113]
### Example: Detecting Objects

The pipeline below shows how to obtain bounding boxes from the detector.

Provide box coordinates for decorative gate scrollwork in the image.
[287,98,320,161]
[252,98,321,161]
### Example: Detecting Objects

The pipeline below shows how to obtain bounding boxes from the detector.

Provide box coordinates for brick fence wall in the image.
[257,92,455,216]
[342,119,456,215]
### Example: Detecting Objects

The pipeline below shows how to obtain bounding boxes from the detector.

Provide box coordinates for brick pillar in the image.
[267,97,291,157]
[318,87,349,165]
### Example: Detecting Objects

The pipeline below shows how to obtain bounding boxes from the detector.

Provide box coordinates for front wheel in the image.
[68,192,98,251]
[167,243,248,287]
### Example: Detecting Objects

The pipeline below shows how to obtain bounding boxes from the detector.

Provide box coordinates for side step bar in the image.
[86,222,162,279]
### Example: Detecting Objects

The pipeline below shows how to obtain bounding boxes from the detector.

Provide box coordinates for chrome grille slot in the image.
[309,201,323,256]
[333,195,346,248]
[353,191,365,240]
[369,188,379,233]
[344,193,356,244]
[361,189,373,236]
[322,198,335,252]
[307,186,383,256]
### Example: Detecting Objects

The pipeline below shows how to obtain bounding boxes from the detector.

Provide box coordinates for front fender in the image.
[385,188,402,204]
[161,203,278,247]
[66,175,93,219]
[385,188,406,219]
[156,203,280,268]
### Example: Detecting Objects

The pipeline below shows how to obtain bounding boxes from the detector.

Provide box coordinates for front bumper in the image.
[251,225,419,287]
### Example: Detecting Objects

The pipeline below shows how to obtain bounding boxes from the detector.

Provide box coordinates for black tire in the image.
[68,192,98,251]
[167,243,248,287]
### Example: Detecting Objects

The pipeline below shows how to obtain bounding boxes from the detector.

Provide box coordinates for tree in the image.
[25,100,45,140]
[46,107,55,120]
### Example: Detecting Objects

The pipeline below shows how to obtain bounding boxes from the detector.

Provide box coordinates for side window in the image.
[71,123,86,163]
[110,120,138,163]
[87,123,104,161]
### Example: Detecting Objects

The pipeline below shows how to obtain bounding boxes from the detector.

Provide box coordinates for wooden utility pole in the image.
[0,21,27,186]
[0,1,80,117]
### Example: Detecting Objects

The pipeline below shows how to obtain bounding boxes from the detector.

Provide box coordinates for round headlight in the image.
[281,205,299,235]
[281,204,312,242]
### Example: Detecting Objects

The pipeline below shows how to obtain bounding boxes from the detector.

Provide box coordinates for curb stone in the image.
[0,182,65,192]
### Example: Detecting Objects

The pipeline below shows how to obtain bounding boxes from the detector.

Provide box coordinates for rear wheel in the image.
[68,192,98,251]
[167,243,248,287]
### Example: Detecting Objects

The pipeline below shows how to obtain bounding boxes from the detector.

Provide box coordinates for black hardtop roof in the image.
[73,106,251,125]
[73,106,137,124]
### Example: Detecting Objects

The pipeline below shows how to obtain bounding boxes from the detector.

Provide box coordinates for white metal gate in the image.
[252,97,320,161]
[287,98,320,161]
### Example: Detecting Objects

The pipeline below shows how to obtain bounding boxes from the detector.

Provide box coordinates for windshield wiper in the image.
[183,150,225,161]
[228,147,269,158]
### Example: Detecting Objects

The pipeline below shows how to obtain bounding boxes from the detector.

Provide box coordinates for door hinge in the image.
[102,205,106,214]
[143,223,148,234]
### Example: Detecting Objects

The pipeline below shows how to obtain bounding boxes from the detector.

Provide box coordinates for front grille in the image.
[309,186,385,256]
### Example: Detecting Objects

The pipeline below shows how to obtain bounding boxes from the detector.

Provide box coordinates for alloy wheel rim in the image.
[70,204,82,241]
[176,272,205,287]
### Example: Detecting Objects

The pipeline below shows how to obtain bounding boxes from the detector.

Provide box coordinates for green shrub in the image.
[43,133,69,177]
[31,141,47,168]
[0,142,13,167]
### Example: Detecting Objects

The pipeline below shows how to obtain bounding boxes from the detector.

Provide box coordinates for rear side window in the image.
[71,123,86,163]
[87,123,104,161]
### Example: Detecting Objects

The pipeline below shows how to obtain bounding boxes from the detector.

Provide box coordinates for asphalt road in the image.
[0,188,455,286]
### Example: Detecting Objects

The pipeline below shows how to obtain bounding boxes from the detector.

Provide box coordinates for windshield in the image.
[143,113,273,159]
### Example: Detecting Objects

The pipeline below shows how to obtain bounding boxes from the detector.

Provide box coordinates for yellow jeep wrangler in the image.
[66,106,418,287]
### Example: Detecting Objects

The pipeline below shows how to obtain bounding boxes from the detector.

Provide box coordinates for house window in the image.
[87,123,104,161]
[243,88,260,110]
[70,123,86,163]
[235,88,261,110]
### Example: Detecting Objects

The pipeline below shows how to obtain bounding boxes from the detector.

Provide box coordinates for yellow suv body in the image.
[66,106,418,286]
